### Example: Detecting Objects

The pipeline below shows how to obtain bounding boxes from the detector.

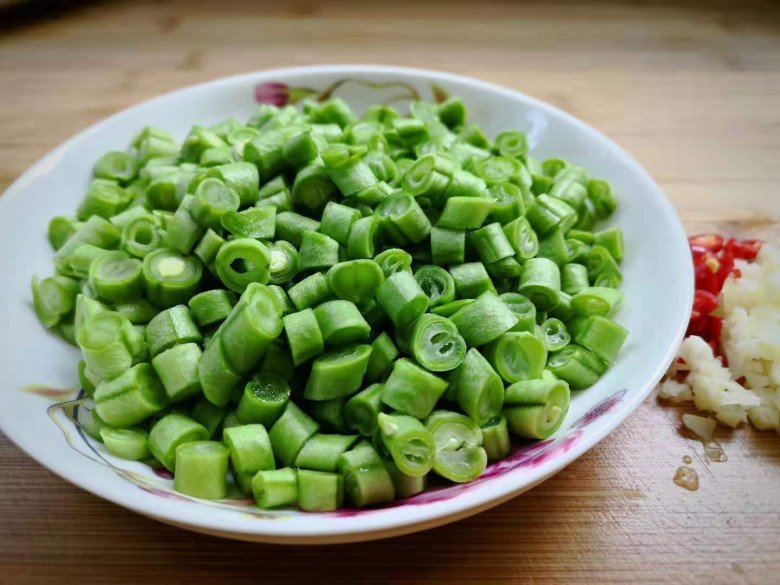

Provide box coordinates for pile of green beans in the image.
[33,95,628,511]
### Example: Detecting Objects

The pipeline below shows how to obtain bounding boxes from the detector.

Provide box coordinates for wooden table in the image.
[1,1,778,582]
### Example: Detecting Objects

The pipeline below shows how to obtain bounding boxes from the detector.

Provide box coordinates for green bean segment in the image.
[410,314,466,372]
[504,377,571,440]
[414,265,456,309]
[378,413,435,477]
[483,331,547,383]
[426,410,487,482]
[304,344,372,401]
[327,259,384,304]
[381,358,448,419]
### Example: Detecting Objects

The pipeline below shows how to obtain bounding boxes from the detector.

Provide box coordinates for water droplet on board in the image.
[704,441,728,462]
[674,466,699,491]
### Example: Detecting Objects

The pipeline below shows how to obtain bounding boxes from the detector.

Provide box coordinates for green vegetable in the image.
[574,315,629,364]
[450,348,504,425]
[504,376,571,440]
[450,291,518,347]
[215,238,271,293]
[425,410,486,482]
[100,427,150,461]
[269,402,319,467]
[149,413,209,471]
[377,413,435,477]
[252,467,298,509]
[297,469,344,512]
[376,271,428,327]
[142,248,202,308]
[188,289,236,327]
[410,313,466,372]
[283,308,324,365]
[337,440,395,507]
[223,424,275,493]
[173,441,229,500]
[381,358,448,419]
[314,300,371,346]
[237,372,291,426]
[304,344,372,400]
[31,275,79,328]
[414,265,456,309]
[483,331,547,383]
[518,257,561,312]
[481,416,511,460]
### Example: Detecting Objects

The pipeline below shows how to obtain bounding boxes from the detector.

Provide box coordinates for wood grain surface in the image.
[1,1,779,583]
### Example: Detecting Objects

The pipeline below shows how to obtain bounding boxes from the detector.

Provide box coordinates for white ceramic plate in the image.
[0,65,692,544]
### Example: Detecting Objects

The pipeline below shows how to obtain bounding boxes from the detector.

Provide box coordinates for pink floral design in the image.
[573,389,627,429]
[253,78,427,108]
[254,82,292,106]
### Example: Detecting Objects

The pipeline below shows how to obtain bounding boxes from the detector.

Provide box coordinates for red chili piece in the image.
[685,233,762,352]
[689,234,724,253]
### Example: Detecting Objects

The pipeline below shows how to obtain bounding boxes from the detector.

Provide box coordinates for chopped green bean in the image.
[481,416,511,460]
[574,315,629,364]
[296,433,358,472]
[377,192,431,244]
[365,332,399,383]
[152,342,203,402]
[377,413,435,477]
[298,231,340,273]
[561,263,590,296]
[149,413,209,471]
[450,290,518,347]
[142,248,202,308]
[31,275,80,328]
[436,196,494,230]
[48,216,82,251]
[288,272,332,310]
[297,469,344,512]
[504,377,570,439]
[483,331,547,383]
[269,402,319,467]
[145,305,201,358]
[314,300,370,346]
[518,257,561,312]
[304,344,372,401]
[376,271,428,327]
[381,358,448,419]
[252,468,298,509]
[275,211,320,248]
[174,441,229,500]
[410,313,466,372]
[100,427,149,461]
[425,410,486,482]
[346,214,380,259]
[374,248,413,277]
[414,265,456,308]
[94,363,168,427]
[88,251,144,302]
[430,226,465,265]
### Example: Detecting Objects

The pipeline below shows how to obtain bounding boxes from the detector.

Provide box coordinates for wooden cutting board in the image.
[1,1,778,583]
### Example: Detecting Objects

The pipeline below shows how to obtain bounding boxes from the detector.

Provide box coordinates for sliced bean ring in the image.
[410,313,467,372]
[414,265,456,308]
[326,259,385,304]
[215,238,271,293]
[541,317,571,352]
